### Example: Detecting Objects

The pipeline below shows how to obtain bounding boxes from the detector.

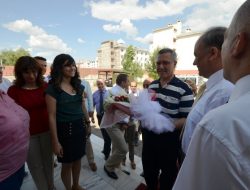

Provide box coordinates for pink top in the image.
[0,90,30,182]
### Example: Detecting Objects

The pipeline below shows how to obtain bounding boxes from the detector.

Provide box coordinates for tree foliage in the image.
[122,45,143,80]
[0,48,30,66]
[145,48,161,79]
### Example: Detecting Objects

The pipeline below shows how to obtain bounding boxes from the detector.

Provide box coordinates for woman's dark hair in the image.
[50,54,82,94]
[14,56,44,87]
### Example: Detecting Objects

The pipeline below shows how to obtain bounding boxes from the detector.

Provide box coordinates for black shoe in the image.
[104,166,118,179]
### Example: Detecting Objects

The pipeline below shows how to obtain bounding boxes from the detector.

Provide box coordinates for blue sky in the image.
[0,0,244,62]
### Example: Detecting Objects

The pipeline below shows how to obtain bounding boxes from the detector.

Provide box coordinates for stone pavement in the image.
[21,134,145,190]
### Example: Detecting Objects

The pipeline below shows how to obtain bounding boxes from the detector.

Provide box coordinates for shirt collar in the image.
[205,69,223,91]
[229,75,250,102]
[158,75,177,88]
[111,84,127,95]
[99,88,106,93]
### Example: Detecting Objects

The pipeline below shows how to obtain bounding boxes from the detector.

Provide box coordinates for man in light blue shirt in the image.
[81,79,97,171]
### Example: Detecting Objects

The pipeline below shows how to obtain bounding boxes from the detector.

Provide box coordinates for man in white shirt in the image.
[181,27,234,155]
[173,1,250,189]
[104,74,130,180]
[0,66,12,92]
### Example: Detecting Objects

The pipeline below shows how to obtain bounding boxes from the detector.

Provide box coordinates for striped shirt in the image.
[149,76,194,119]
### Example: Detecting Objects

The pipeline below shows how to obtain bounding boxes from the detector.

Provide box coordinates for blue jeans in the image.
[0,165,25,190]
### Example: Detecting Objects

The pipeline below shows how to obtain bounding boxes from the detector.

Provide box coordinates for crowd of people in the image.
[1,1,250,190]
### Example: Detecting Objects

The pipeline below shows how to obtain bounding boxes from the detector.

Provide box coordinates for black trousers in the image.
[97,114,111,158]
[142,128,179,190]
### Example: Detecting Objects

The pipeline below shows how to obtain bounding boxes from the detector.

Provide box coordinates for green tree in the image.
[0,48,30,66]
[145,48,161,79]
[122,45,143,80]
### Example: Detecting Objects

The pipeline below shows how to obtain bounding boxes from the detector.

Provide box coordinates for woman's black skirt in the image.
[57,118,86,163]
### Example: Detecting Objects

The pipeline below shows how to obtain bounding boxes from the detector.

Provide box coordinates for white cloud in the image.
[135,33,153,44]
[3,19,72,57]
[183,0,245,31]
[77,38,85,44]
[90,0,204,22]
[117,38,125,44]
[103,19,138,38]
[90,0,244,37]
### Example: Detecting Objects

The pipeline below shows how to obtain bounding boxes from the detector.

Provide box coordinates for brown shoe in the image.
[89,162,97,172]
[131,162,136,170]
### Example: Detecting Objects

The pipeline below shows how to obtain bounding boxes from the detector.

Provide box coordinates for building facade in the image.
[97,40,149,69]
[150,21,203,85]
[78,59,98,68]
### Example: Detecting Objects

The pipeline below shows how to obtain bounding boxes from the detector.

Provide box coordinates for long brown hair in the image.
[50,54,82,94]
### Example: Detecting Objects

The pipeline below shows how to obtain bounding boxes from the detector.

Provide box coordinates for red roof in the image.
[3,66,198,77]
[175,70,198,75]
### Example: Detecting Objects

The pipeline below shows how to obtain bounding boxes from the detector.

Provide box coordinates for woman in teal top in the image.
[46,54,89,190]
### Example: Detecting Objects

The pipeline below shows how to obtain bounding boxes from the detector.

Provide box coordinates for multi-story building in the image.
[150,21,203,85]
[77,59,98,68]
[97,40,149,69]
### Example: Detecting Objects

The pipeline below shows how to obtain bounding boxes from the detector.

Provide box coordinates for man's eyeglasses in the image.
[156,61,172,66]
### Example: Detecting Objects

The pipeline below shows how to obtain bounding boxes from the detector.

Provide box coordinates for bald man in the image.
[173,1,250,189]
[93,79,111,160]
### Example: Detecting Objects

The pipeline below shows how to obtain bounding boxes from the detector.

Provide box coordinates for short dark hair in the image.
[158,48,177,63]
[14,56,44,87]
[116,73,128,85]
[200,27,227,50]
[34,56,47,61]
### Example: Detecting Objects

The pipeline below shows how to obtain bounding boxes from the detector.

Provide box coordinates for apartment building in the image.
[77,59,98,68]
[97,40,149,69]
